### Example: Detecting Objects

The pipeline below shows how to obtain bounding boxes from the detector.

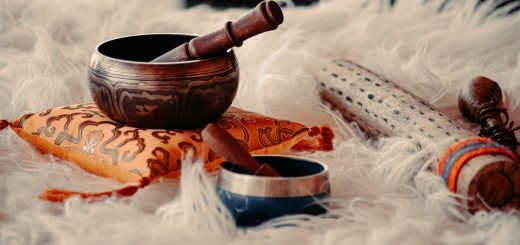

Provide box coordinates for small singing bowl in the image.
[217,155,330,227]
[88,33,239,129]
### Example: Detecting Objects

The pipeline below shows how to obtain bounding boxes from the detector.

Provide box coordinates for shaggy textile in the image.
[1,0,520,244]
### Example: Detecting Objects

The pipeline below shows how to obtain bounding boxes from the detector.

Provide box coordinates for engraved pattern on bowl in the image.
[88,33,239,129]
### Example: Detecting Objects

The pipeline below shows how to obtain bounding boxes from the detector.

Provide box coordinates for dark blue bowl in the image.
[217,155,330,227]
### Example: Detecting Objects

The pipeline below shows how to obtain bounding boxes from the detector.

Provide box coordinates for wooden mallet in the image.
[152,0,284,62]
[201,123,279,177]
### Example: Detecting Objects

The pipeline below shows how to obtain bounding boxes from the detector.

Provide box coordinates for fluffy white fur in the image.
[1,0,520,244]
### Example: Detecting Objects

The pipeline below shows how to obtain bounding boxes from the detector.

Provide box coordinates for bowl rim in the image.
[217,154,330,197]
[220,154,329,180]
[93,33,235,65]
[89,33,238,78]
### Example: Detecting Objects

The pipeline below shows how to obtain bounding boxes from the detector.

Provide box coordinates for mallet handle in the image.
[152,1,283,62]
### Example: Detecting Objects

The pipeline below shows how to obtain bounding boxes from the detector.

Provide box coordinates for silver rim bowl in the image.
[217,154,330,198]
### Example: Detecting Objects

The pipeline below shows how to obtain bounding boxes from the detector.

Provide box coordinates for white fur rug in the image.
[2,0,520,244]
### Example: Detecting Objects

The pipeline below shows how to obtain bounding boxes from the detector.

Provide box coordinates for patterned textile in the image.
[10,103,333,185]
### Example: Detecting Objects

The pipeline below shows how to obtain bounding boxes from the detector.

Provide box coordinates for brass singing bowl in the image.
[88,33,239,129]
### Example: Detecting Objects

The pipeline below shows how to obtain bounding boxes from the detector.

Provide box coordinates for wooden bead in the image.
[458,76,503,123]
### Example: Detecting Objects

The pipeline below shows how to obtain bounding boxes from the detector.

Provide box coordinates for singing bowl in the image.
[217,155,330,227]
[88,33,239,129]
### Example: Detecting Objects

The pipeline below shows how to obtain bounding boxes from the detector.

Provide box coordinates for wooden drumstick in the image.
[152,1,284,62]
[201,123,279,177]
[317,59,520,212]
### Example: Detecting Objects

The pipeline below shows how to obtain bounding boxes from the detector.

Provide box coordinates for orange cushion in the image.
[10,103,333,198]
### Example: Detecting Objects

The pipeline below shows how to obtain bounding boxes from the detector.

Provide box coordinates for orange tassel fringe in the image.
[291,125,334,152]
[0,119,8,131]
[41,178,149,202]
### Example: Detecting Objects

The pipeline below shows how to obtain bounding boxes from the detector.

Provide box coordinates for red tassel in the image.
[40,178,149,203]
[291,125,334,152]
[40,186,137,202]
[0,119,8,131]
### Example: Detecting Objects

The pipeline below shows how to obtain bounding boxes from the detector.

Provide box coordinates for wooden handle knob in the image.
[458,76,504,125]
[458,76,520,151]
[152,0,284,62]
[458,76,503,122]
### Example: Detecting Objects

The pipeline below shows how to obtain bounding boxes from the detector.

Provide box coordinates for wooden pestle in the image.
[201,123,279,177]
[152,0,284,62]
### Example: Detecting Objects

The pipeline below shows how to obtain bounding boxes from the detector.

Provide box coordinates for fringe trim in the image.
[291,125,334,152]
[40,178,150,202]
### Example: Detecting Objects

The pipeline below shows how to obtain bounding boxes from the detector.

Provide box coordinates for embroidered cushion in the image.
[10,103,333,188]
